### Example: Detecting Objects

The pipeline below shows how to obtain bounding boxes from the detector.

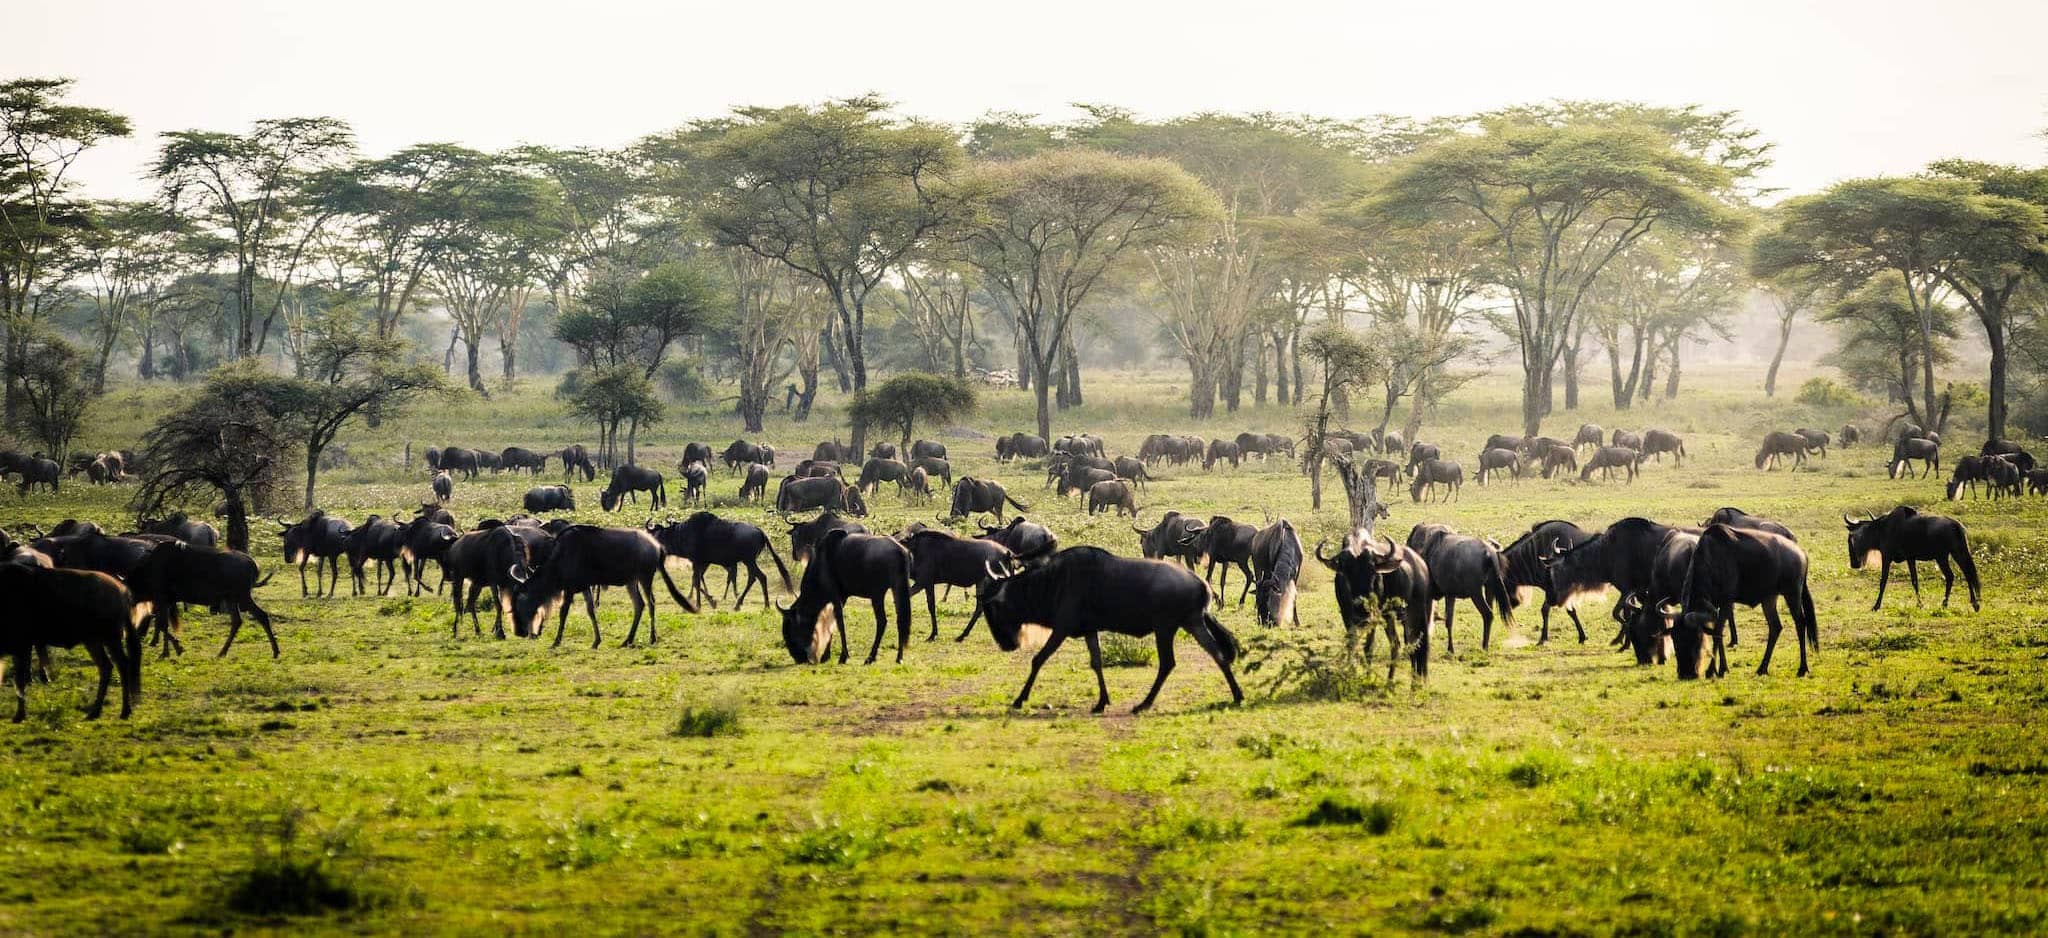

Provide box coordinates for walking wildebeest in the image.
[1641,429,1687,465]
[346,515,405,596]
[651,512,793,612]
[857,457,909,495]
[2028,468,2048,496]
[723,440,772,472]
[514,525,697,648]
[1057,466,1117,498]
[1409,458,1464,502]
[525,484,579,513]
[1794,428,1831,457]
[779,529,914,665]
[778,476,867,516]
[1406,523,1515,652]
[127,540,278,659]
[974,516,1057,564]
[995,432,1048,462]
[1542,517,1688,650]
[911,439,948,461]
[1755,431,1810,470]
[0,564,143,722]
[788,512,868,564]
[1611,429,1643,451]
[281,511,352,598]
[432,470,454,504]
[561,444,597,482]
[1136,511,1205,568]
[1203,439,1241,469]
[740,462,772,503]
[1667,524,1819,679]
[1889,437,1941,479]
[438,446,482,478]
[1580,446,1642,483]
[1845,507,1981,611]
[977,547,1244,713]
[399,515,460,596]
[1380,431,1406,456]
[1405,442,1441,475]
[500,446,550,475]
[1196,516,1259,605]
[1249,520,1303,627]
[1315,534,1431,681]
[679,461,708,506]
[1086,479,1139,517]
[948,477,1029,522]
[1538,444,1578,479]
[14,456,59,495]
[680,442,713,471]
[1574,423,1605,450]
[899,528,1013,641]
[136,512,218,546]
[1500,520,1595,644]
[1354,457,1403,484]
[1476,447,1522,485]
[599,465,664,511]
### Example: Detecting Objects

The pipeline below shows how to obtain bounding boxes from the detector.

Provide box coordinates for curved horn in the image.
[1485,536,1502,551]
[775,601,791,613]
[507,563,529,584]
[1842,513,1857,529]
[1313,539,1340,570]
[1657,598,1682,616]
[1132,522,1149,536]
[983,559,1013,581]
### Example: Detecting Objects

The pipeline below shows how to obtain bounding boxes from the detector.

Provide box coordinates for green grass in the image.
[1,360,2046,934]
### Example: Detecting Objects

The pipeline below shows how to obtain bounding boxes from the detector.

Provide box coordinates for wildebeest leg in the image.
[1011,631,1067,709]
[1936,556,1956,608]
[864,597,893,665]
[923,586,941,641]
[1756,599,1785,676]
[10,650,28,722]
[1566,606,1586,644]
[1236,562,1254,606]
[1474,597,1493,650]
[465,582,487,636]
[82,642,113,719]
[245,602,280,658]
[1537,602,1551,644]
[621,579,647,647]
[953,604,982,643]
[1441,597,1456,655]
[551,596,575,648]
[1871,561,1890,610]
[833,601,852,664]
[1084,633,1111,713]
[584,589,603,649]
[1907,560,1923,605]
[329,555,343,597]
[1131,631,1177,713]
[299,558,310,597]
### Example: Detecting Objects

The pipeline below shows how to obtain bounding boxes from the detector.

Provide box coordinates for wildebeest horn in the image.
[1657,598,1682,616]
[1484,536,1502,551]
[1313,539,1339,570]
[983,559,1012,581]
[508,563,529,584]
[1842,513,1857,529]
[775,601,790,613]
[1132,522,1149,536]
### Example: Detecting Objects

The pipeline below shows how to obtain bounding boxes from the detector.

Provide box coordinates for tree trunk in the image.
[1014,328,1031,391]
[223,487,250,554]
[1188,355,1215,419]
[626,418,639,465]
[500,335,518,383]
[303,446,321,511]
[1272,330,1290,406]
[1663,345,1682,399]
[1220,337,1245,414]
[138,323,156,380]
[1764,315,1795,398]
[1062,333,1082,408]
[465,340,488,397]
[1987,326,2008,441]
[1639,345,1658,403]
[1520,366,1545,438]
[824,326,851,393]
[1034,363,1054,444]
[1253,334,1269,406]
[796,364,818,422]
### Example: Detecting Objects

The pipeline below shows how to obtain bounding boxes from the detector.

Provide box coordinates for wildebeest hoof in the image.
[83,707,101,720]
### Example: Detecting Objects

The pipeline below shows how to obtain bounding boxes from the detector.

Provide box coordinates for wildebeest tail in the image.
[1799,583,1820,651]
[763,538,795,593]
[656,563,698,614]
[1190,611,1242,666]
[253,567,276,588]
[1486,559,1516,627]
[1004,493,1032,512]
[1956,533,1982,609]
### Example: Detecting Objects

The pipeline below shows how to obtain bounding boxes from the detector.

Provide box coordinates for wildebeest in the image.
[793,459,842,479]
[856,457,909,495]
[944,477,1025,523]
[1203,439,1241,469]
[1981,439,2037,473]
[779,529,913,665]
[1641,429,1687,465]
[438,446,482,478]
[1889,437,1941,479]
[1538,444,1578,479]
[1845,507,1980,611]
[1611,429,1643,451]
[1574,423,1605,450]
[346,515,405,596]
[399,515,460,596]
[1354,457,1403,485]
[476,449,503,474]
[899,466,931,503]
[1668,524,1819,679]
[1543,517,1688,651]
[1794,428,1831,457]
[1755,431,1809,471]
[899,528,1013,641]
[739,462,772,503]
[1379,431,1406,456]
[911,439,948,461]
[526,484,580,513]
[680,442,713,471]
[424,445,442,471]
[126,540,278,659]
[909,456,953,488]
[1086,479,1139,517]
[1499,520,1595,644]
[679,461,708,506]
[281,510,352,598]
[1409,458,1464,502]
[561,444,597,482]
[778,476,867,516]
[1136,511,1206,568]
[429,468,454,504]
[2029,468,2048,496]
[1315,535,1431,682]
[1945,456,2007,500]
[788,511,868,564]
[722,440,772,472]
[651,512,793,611]
[13,455,58,495]
[995,432,1048,462]
[974,516,1057,564]
[600,465,664,511]
[869,441,898,461]
[136,512,218,546]
[1406,522,1515,652]
[1195,515,1259,604]
[1054,433,1105,457]
[1405,442,1441,475]
[513,525,697,648]
[1704,507,1795,541]
[1482,433,1525,454]
[1249,520,1303,627]
[443,523,542,639]
[977,547,1244,713]
[1840,424,1862,447]
[1580,446,1642,483]
[813,440,858,463]
[0,564,143,722]
[1057,465,1117,498]
[1476,447,1522,485]
[500,446,550,474]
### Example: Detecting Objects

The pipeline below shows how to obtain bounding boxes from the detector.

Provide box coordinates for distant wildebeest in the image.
[1666,524,1818,679]
[1574,423,1605,450]
[1755,431,1810,471]
[432,470,453,504]
[1138,434,1175,464]
[414,501,454,527]
[779,529,914,665]
[1840,424,1862,448]
[346,515,405,597]
[1405,442,1441,475]
[1086,479,1139,517]
[977,547,1244,713]
[527,484,580,513]
[399,515,460,596]
[1406,522,1515,652]
[948,477,1029,522]
[1476,447,1522,485]
[1611,429,1643,452]
[0,564,143,722]
[869,441,898,461]
[1704,507,1795,541]
[1315,534,1431,682]
[793,459,842,479]
[1537,444,1578,479]
[1845,507,1980,611]
[899,466,932,503]
[651,512,793,611]
[437,446,481,478]
[1044,452,1112,486]
[13,455,58,495]
[680,442,713,471]
[1057,465,1116,498]
[1358,457,1404,484]
[561,444,597,482]
[424,446,442,471]
[787,512,867,564]
[500,446,550,475]
[900,528,1014,641]
[1409,458,1464,502]
[1945,455,2002,500]
[679,461,708,506]
[600,465,664,511]
[857,458,909,495]
[2028,468,2048,496]
[974,516,1057,564]
[739,462,771,502]
[1136,511,1205,569]
[443,523,546,639]
[995,432,1048,462]
[1249,520,1303,628]
[1981,438,2036,473]
[136,512,218,546]
[909,456,952,488]
[1054,434,1105,457]
[514,524,697,648]
[813,440,858,463]
[1580,446,1642,483]
[1794,428,1831,457]
[1498,520,1595,644]
[911,439,948,461]
[127,540,278,659]
[475,449,502,474]
[1104,457,1148,490]
[1195,515,1259,605]
[1483,433,1525,454]
[1379,431,1406,456]
[1889,437,1940,479]
[721,440,772,472]
[778,476,867,516]
[1640,429,1686,465]
[1521,436,1570,459]
[281,510,353,598]
[1203,439,1241,469]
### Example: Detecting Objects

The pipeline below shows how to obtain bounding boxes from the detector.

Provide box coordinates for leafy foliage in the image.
[845,372,976,447]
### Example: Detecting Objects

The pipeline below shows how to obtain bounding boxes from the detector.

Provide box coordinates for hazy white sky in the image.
[14,0,2047,199]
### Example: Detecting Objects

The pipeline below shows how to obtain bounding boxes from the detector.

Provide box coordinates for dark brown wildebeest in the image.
[1499,520,1595,644]
[1409,458,1463,502]
[911,439,947,461]
[777,476,868,517]
[787,512,867,564]
[1755,431,1809,471]
[1405,442,1441,475]
[561,444,597,482]
[513,525,698,648]
[526,484,579,513]
[432,470,454,504]
[1085,479,1138,517]
[399,516,459,596]
[1111,457,1150,489]
[127,539,278,659]
[651,512,793,611]
[1315,535,1431,682]
[443,523,546,640]
[136,512,218,546]
[1136,511,1205,568]
[793,459,842,479]
[1574,423,1604,450]
[1981,439,2036,473]
[1611,429,1643,452]
[1704,507,1795,541]
[438,446,482,479]
[869,441,898,461]
[1475,447,1522,485]
[600,466,663,511]
[814,440,858,463]
[281,511,353,598]
[1058,466,1116,498]
[910,456,953,488]
[1359,458,1404,484]
[500,446,550,474]
[1665,524,1818,679]
[1248,519,1303,627]
[1846,507,1980,611]
[1380,431,1406,456]
[995,433,1049,461]
[1793,428,1831,457]
[899,466,932,503]
[681,442,713,471]
[1406,522,1515,652]
[1840,424,1862,448]
[949,477,1029,522]
[1889,437,1940,479]
[739,463,771,502]
[779,529,914,665]
[0,564,143,722]
[856,458,909,495]
[1483,433,1526,454]
[2028,468,2048,496]
[1945,456,1997,500]
[679,461,708,506]
[1195,516,1259,605]
[1538,444,1578,479]
[346,515,405,597]
[1641,429,1687,465]
[898,528,1013,641]
[1580,446,1642,483]
[1204,439,1241,469]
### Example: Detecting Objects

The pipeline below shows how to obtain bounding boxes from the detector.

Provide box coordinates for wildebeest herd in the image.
[0,421,2009,723]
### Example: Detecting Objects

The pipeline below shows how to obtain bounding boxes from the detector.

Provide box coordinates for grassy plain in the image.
[1,363,2045,936]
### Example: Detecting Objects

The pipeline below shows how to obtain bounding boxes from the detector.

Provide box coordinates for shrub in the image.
[674,693,744,738]
[221,808,375,917]
[1795,376,1857,407]
[658,358,711,403]
[1099,633,1155,668]
[1294,794,1397,833]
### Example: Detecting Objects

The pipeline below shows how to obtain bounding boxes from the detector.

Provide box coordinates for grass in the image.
[0,359,2045,933]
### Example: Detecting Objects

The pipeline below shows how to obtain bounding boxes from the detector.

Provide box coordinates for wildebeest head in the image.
[779,529,851,664]
[1663,600,1717,680]
[1844,513,1886,569]
[1613,593,1663,666]
[975,557,1028,652]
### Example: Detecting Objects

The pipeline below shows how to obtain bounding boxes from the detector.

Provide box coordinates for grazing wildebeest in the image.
[1640,429,1686,465]
[680,442,713,471]
[1794,428,1831,457]
[1668,524,1819,679]
[127,540,277,659]
[1057,465,1117,498]
[1054,434,1105,457]
[443,523,544,639]
[975,516,1058,564]
[438,446,482,478]
[911,439,948,461]
[1981,439,2037,473]
[1840,424,1862,447]
[739,462,772,503]
[1611,429,1643,452]
[475,450,502,474]
[1604,529,1704,668]
[136,512,218,546]
[679,461,708,506]
[561,444,597,482]
[1260,434,1296,459]
[978,547,1244,713]
[1315,535,1431,682]
[432,470,454,504]
[500,446,550,475]
[281,511,352,598]
[899,466,932,503]
[1889,437,1940,479]
[1136,511,1206,568]
[14,456,58,494]
[1084,479,1138,517]
[1476,447,1522,485]
[1580,446,1642,483]
[779,529,913,665]
[652,512,792,611]
[1045,452,1112,485]
[1946,455,1996,500]
[1755,431,1810,470]
[0,564,143,722]
[2028,468,2048,496]
[514,525,697,648]
[1845,507,1980,611]
[600,465,664,511]
[1705,507,1795,541]
[346,515,405,597]
[778,476,867,516]
[1409,458,1464,502]
[899,529,1013,641]
[949,477,1029,522]
[399,515,460,596]
[814,440,858,463]
[1406,523,1515,652]
[1521,436,1570,459]
[1574,424,1605,450]
[1482,433,1525,454]
[1138,434,1174,464]
[788,512,868,564]
[1249,520,1303,627]
[527,484,580,513]
[722,440,772,472]
[1538,444,1578,480]
[1195,515,1259,605]
[869,441,898,461]
[996,432,1048,462]
[1542,517,1687,651]
[1405,442,1441,475]
[793,459,842,479]
[856,457,909,495]
[1499,520,1595,644]
[1203,439,1241,469]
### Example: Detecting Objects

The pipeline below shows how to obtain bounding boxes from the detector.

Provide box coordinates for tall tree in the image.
[69,200,188,392]
[1818,275,1958,417]
[1299,322,1386,512]
[426,157,556,394]
[319,143,490,338]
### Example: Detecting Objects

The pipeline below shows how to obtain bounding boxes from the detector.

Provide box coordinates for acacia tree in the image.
[957,148,1217,440]
[1818,275,1958,414]
[568,364,663,466]
[846,372,977,449]
[69,200,187,392]
[1299,322,1385,514]
[428,159,556,394]
[319,143,491,338]
[290,354,446,509]
[1759,276,1825,399]
[132,363,295,552]
[8,331,91,462]
[555,260,715,379]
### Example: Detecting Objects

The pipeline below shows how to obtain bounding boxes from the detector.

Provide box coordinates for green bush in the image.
[1795,376,1858,407]
[674,694,743,738]
[658,358,711,403]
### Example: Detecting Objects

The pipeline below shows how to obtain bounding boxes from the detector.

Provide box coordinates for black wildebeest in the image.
[1580,446,1642,483]
[561,444,597,482]
[1316,534,1432,681]
[899,528,1013,641]
[1058,466,1117,498]
[1406,523,1515,652]
[813,440,858,463]
[1110,456,1151,490]
[2028,468,2048,496]
[1136,511,1205,568]
[740,462,772,502]
[723,440,772,472]
[1890,437,1941,479]
[900,466,931,503]
[1542,517,1685,651]
[1086,479,1139,517]
[136,511,218,546]
[869,441,898,461]
[346,515,405,596]
[1944,455,2008,500]
[1641,429,1687,465]
[1538,444,1578,480]
[911,439,948,461]
[126,540,278,659]
[500,446,550,474]
[680,442,713,471]
[1981,439,2037,473]
[438,446,482,478]
[1249,519,1303,627]
[443,523,544,639]
[1476,447,1522,485]
[1705,507,1794,541]
[779,529,913,665]
[679,461,708,506]
[1845,507,1981,611]
[978,547,1244,713]
[1483,433,1526,454]
[1574,423,1605,450]
[398,515,460,596]
[975,516,1057,564]
[432,470,454,504]
[793,459,842,479]
[1794,428,1831,457]
[1358,458,1404,484]
[1380,431,1406,456]
[476,449,503,474]
[14,455,59,495]
[1054,433,1105,457]
[424,445,442,471]
[910,456,953,488]
[995,432,1048,462]
[0,564,143,722]
[1409,458,1464,502]
[949,477,1030,522]
[788,511,868,564]
[651,512,793,611]
[514,525,697,648]
[1840,424,1862,447]
[856,457,909,495]
[1203,439,1241,469]
[1611,429,1643,451]
[1405,442,1441,475]
[281,510,352,598]
[1668,524,1819,679]
[1755,431,1810,471]
[527,484,581,513]
[1196,515,1259,605]
[778,476,867,516]
[600,465,664,511]
[1499,520,1595,644]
